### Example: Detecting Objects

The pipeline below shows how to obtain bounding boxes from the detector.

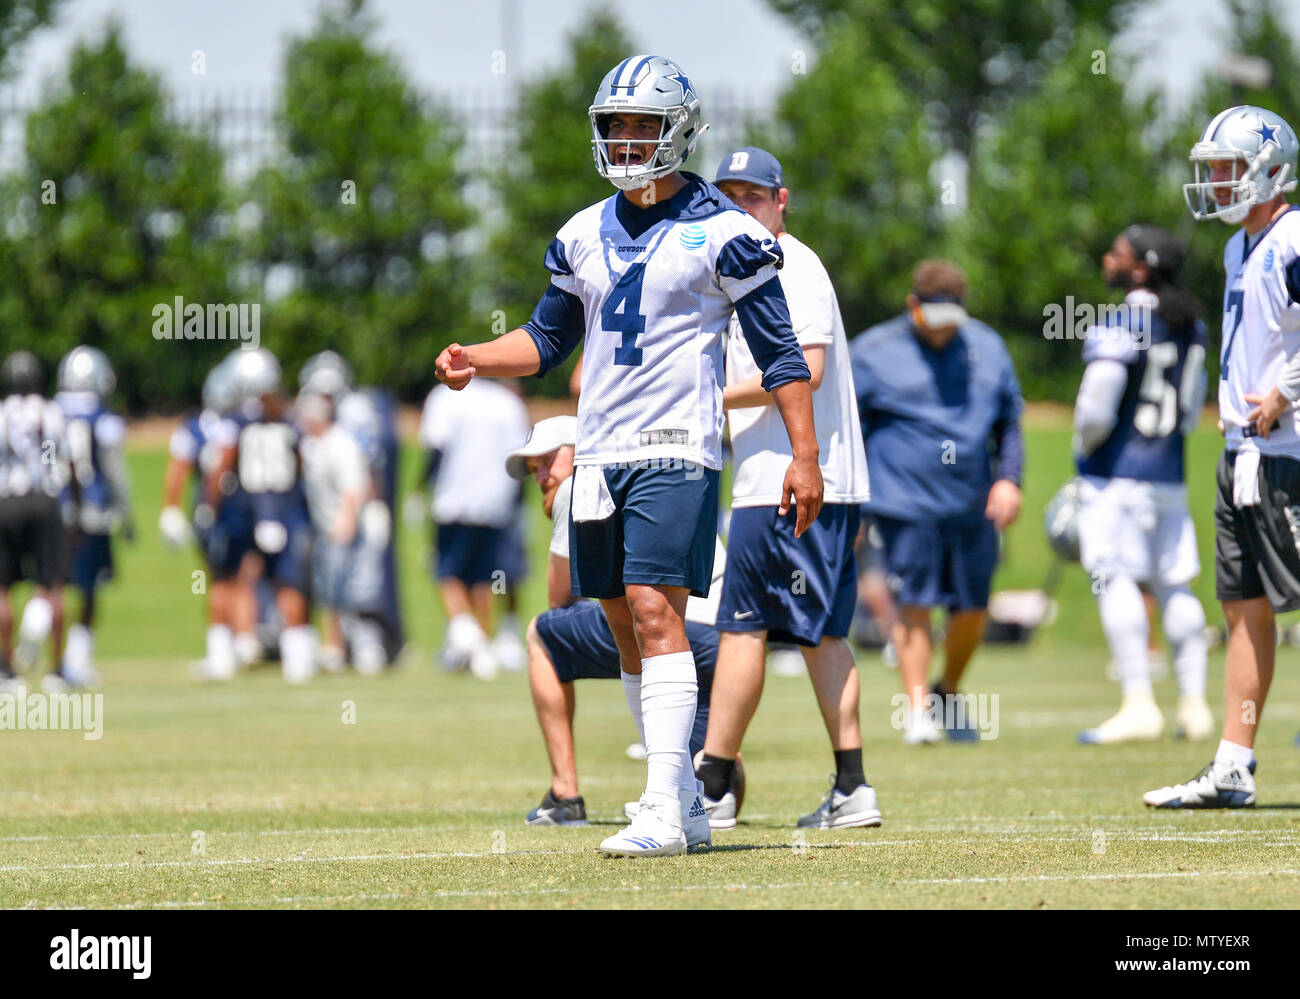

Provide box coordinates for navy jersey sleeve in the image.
[522,237,585,377]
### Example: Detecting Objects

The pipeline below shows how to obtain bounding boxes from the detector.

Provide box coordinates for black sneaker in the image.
[525,789,588,826]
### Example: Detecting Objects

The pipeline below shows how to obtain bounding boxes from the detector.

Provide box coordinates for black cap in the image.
[2,351,43,395]
[1121,224,1185,282]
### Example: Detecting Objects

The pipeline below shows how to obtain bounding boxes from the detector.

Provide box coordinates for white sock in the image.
[620,669,645,745]
[1155,585,1208,696]
[65,623,92,671]
[640,652,697,801]
[206,624,235,675]
[1096,574,1151,695]
[1215,739,1254,770]
[280,625,317,683]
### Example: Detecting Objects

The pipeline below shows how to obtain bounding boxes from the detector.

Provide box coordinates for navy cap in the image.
[715,146,784,188]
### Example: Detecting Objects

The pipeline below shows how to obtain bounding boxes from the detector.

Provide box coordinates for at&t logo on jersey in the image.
[679,223,707,251]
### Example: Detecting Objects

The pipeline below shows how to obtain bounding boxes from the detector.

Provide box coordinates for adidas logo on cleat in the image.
[687,797,706,820]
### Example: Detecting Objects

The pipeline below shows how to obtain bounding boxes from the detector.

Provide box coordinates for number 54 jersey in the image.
[523,173,810,471]
[1077,288,1207,483]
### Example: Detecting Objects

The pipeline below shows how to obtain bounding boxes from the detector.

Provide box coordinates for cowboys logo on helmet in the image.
[588,55,709,191]
[57,345,116,399]
[1184,104,1299,224]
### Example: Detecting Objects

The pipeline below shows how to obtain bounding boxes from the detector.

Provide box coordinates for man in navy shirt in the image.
[850,260,1024,744]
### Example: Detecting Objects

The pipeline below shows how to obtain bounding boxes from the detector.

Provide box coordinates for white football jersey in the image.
[540,176,801,471]
[1219,207,1300,457]
[726,232,870,507]
[300,424,370,533]
[419,379,529,527]
[0,394,67,498]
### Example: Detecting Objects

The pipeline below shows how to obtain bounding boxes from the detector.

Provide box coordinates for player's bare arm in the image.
[434,328,543,389]
[724,345,825,410]
[771,378,823,536]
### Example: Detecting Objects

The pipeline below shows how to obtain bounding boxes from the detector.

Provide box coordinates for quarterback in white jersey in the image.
[697,146,879,832]
[435,56,821,857]
[1145,104,1300,810]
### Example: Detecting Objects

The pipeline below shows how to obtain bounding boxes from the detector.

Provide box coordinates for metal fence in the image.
[0,87,768,180]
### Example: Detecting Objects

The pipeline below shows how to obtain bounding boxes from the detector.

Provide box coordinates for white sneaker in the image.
[233,632,263,668]
[60,659,102,690]
[469,646,500,681]
[317,645,347,674]
[1174,694,1214,741]
[600,793,686,857]
[40,672,71,695]
[189,658,235,683]
[623,786,711,849]
[625,741,648,761]
[1078,696,1163,745]
[769,648,806,677]
[1144,759,1256,808]
[902,707,942,745]
[491,628,527,673]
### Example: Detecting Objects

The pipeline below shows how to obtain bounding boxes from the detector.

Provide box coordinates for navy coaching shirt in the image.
[850,313,1024,522]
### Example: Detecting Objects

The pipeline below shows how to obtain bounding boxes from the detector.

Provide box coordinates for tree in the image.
[0,24,233,411]
[243,0,475,399]
[950,28,1184,399]
[486,9,637,396]
[765,0,1136,158]
[748,19,941,338]
[0,0,63,80]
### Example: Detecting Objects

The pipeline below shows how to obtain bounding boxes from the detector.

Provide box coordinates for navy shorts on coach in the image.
[875,514,998,611]
[569,463,720,600]
[717,503,860,647]
[434,522,505,585]
[534,600,718,758]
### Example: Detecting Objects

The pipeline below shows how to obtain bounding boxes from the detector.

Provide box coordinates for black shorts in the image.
[1214,450,1300,611]
[0,493,70,588]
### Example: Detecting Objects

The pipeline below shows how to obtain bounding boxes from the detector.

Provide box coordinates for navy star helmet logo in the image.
[666,70,692,99]
[1253,117,1280,149]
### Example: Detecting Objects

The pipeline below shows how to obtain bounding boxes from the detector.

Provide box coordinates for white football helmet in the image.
[1043,478,1082,563]
[1184,105,1298,224]
[230,347,281,403]
[201,357,238,414]
[57,345,115,398]
[298,350,353,402]
[589,55,708,191]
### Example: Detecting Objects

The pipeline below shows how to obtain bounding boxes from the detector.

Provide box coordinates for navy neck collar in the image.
[613,172,728,239]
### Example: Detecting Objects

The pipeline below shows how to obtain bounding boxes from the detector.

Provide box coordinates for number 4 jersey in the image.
[1076,288,1207,483]
[523,173,810,470]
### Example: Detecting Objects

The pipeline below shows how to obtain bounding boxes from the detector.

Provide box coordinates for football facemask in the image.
[1184,105,1299,225]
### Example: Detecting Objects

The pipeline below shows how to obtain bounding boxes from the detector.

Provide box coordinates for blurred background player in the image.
[303,351,406,668]
[52,346,133,690]
[297,388,383,673]
[851,261,1024,744]
[699,146,876,830]
[418,376,529,679]
[165,357,263,674]
[1072,224,1212,745]
[509,416,734,837]
[0,351,72,691]
[1147,105,1300,807]
[203,348,316,684]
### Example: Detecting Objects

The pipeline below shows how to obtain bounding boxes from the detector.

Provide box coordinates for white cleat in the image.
[1144,759,1256,809]
[768,648,806,677]
[468,646,500,681]
[491,628,527,673]
[60,659,102,690]
[40,672,71,695]
[902,707,942,745]
[1174,694,1215,741]
[625,741,648,761]
[189,658,235,683]
[623,786,712,848]
[1078,699,1163,745]
[600,793,686,857]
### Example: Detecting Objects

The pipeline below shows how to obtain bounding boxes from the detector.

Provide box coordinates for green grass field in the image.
[3,415,1299,909]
